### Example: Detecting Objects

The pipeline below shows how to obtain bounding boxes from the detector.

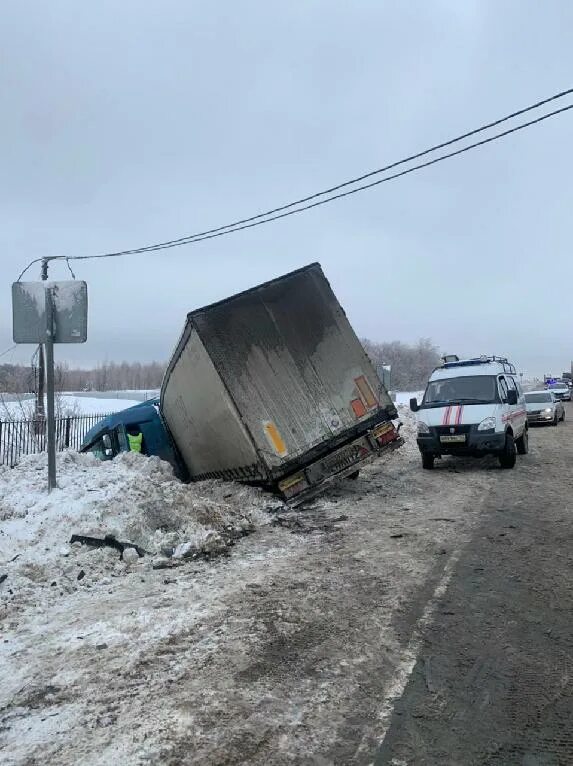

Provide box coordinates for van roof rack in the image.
[440,356,516,374]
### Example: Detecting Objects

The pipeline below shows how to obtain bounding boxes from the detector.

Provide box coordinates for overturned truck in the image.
[161,263,402,501]
[82,263,402,502]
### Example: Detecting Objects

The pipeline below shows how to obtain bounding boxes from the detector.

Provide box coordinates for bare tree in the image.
[0,360,167,396]
[362,338,442,390]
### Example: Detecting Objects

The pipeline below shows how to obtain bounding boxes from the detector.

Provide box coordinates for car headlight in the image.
[477,416,496,431]
[417,421,430,435]
[544,408,553,413]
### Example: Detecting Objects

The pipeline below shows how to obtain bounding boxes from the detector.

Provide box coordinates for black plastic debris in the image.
[69,534,147,560]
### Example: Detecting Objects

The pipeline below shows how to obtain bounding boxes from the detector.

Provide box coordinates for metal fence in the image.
[0,413,112,468]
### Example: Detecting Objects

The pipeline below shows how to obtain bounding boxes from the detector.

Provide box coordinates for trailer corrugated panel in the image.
[162,263,396,481]
[161,326,264,480]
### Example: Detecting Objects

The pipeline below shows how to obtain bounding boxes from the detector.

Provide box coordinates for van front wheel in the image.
[422,453,435,470]
[516,429,529,455]
[499,434,517,469]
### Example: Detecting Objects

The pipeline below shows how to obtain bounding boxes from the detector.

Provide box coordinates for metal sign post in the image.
[45,287,56,491]
[12,270,88,492]
[376,363,392,392]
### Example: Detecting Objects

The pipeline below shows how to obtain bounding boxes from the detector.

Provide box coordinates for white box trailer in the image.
[161,263,401,501]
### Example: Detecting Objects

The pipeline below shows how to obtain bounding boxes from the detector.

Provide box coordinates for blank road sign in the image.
[12,281,88,344]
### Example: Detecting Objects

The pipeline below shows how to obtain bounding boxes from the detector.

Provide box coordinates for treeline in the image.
[1,338,442,395]
[362,338,442,390]
[0,361,167,394]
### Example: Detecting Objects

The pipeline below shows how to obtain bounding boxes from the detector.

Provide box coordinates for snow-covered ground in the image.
[61,389,160,402]
[0,450,280,612]
[0,395,141,420]
[392,390,424,406]
[0,408,493,766]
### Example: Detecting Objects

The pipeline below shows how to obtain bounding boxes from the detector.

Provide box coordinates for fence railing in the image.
[0,414,112,468]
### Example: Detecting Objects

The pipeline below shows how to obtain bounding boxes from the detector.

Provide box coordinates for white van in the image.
[410,356,528,470]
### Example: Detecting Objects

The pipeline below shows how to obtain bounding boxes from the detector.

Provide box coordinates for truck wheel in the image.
[422,454,435,470]
[516,429,529,455]
[499,434,517,469]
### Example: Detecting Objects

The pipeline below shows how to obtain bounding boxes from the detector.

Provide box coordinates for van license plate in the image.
[440,434,466,443]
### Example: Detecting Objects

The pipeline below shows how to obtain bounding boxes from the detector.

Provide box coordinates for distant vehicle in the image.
[545,381,572,401]
[81,263,402,503]
[410,356,528,470]
[524,391,564,425]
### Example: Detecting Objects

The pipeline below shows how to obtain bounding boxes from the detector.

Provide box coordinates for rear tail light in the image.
[278,473,309,499]
[372,422,398,446]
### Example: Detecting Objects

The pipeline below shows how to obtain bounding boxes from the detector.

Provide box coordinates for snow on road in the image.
[2,410,457,766]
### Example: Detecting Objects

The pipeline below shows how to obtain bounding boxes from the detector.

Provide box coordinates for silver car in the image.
[524,390,565,425]
[546,383,572,402]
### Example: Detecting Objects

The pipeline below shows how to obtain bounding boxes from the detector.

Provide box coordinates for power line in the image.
[0,345,17,359]
[78,86,573,255]
[16,88,573,280]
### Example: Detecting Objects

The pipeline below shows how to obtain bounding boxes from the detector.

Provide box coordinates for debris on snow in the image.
[121,547,140,566]
[0,450,280,608]
[69,533,147,559]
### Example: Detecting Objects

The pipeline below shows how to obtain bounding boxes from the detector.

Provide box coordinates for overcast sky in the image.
[1,1,572,378]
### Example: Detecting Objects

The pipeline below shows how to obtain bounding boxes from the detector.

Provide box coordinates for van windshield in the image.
[423,375,498,407]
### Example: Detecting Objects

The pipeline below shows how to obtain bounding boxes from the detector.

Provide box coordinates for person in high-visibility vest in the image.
[127,426,143,454]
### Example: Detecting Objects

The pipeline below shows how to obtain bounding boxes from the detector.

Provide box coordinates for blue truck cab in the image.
[80,398,187,480]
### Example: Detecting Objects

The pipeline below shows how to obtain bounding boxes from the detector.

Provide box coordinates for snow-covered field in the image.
[0,395,141,420]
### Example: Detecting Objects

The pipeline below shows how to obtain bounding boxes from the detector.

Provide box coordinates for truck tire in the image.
[516,428,529,455]
[499,434,517,469]
[422,453,435,470]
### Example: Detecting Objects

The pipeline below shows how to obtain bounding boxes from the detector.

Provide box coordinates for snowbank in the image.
[0,451,280,609]
[392,390,424,406]
[393,404,418,459]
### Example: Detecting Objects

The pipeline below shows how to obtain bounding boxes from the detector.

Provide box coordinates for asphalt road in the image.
[375,404,573,766]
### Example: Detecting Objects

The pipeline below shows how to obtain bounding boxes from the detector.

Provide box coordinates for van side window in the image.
[498,376,509,402]
[508,376,523,397]
[87,433,115,461]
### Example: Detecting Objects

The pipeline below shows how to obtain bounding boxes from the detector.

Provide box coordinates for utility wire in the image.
[16,89,573,280]
[0,345,17,359]
[80,86,573,255]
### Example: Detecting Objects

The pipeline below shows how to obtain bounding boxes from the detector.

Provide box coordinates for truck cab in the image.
[80,399,187,479]
[410,356,528,470]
